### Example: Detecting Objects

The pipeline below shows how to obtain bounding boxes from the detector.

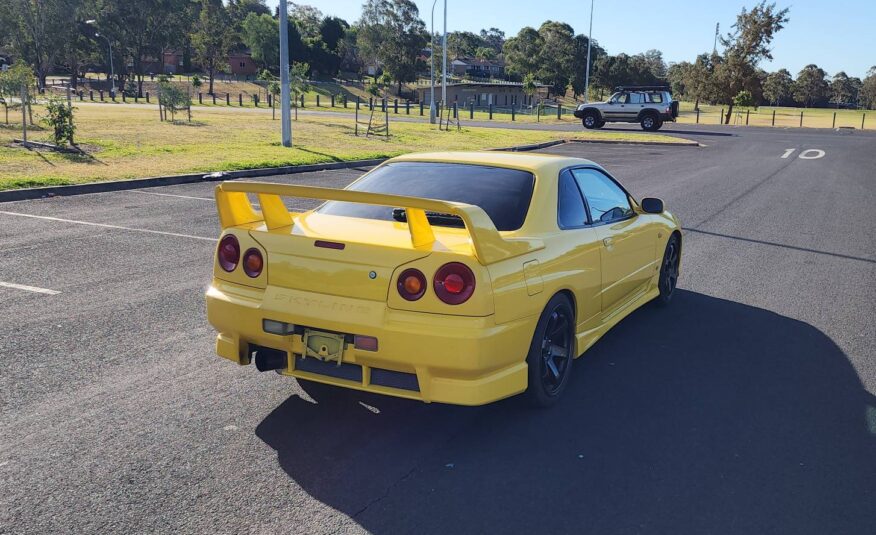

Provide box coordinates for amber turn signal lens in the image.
[397,268,426,301]
[242,248,263,278]
[403,275,422,294]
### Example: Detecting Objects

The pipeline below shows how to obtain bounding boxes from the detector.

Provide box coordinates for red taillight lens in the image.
[217,235,240,272]
[434,262,475,304]
[242,248,263,277]
[397,268,426,301]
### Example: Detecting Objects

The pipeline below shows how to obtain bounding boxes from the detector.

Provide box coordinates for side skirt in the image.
[574,286,660,358]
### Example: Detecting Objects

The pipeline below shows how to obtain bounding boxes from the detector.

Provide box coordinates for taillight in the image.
[397,268,426,301]
[242,248,263,277]
[217,235,240,272]
[433,262,475,305]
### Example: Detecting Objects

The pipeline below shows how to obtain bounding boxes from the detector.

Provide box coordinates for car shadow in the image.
[255,290,876,534]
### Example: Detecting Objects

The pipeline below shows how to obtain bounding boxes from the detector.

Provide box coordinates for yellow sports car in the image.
[206,152,681,406]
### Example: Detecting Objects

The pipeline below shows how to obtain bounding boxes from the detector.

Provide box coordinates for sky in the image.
[268,0,875,79]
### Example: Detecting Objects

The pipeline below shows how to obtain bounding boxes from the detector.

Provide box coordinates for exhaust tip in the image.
[252,345,288,372]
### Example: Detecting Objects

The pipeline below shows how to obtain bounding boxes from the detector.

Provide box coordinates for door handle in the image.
[602,237,614,249]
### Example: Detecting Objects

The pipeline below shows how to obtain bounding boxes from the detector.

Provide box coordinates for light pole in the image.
[583,0,594,103]
[441,0,447,108]
[429,0,438,124]
[86,20,115,97]
[279,0,292,147]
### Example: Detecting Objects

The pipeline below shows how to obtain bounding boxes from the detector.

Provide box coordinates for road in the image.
[1,126,874,534]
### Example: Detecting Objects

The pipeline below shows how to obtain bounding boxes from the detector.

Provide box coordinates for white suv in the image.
[574,86,679,131]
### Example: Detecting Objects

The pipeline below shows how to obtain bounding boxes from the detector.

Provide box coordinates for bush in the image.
[43,97,75,145]
[157,80,192,121]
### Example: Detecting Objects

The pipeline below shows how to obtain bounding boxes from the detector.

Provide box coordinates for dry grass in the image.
[0,104,689,190]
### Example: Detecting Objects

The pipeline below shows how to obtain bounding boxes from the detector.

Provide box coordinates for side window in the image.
[629,93,643,104]
[557,171,588,228]
[572,168,634,224]
[649,92,664,103]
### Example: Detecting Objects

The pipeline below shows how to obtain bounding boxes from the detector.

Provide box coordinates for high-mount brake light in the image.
[242,248,263,278]
[217,235,240,272]
[434,263,475,305]
[397,268,426,301]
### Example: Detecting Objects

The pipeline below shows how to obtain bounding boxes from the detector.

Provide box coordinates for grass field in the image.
[0,104,689,190]
[674,101,870,128]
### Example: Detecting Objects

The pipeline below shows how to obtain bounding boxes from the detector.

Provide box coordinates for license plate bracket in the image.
[301,329,346,366]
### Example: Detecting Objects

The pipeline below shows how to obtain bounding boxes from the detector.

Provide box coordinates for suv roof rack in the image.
[615,85,670,92]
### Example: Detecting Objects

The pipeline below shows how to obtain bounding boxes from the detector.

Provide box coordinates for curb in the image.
[0,158,388,203]
[565,138,700,147]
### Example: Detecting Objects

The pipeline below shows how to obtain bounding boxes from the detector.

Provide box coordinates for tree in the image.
[309,16,348,76]
[228,0,269,30]
[794,64,828,107]
[357,0,426,95]
[447,31,484,59]
[242,12,279,70]
[157,76,192,121]
[0,61,36,125]
[289,3,323,40]
[712,1,789,123]
[4,0,83,88]
[570,34,604,98]
[666,61,692,98]
[762,68,793,105]
[479,28,505,54]
[503,27,542,80]
[192,0,232,94]
[830,71,855,108]
[535,21,576,97]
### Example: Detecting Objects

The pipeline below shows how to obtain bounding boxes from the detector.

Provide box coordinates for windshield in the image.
[318,162,535,231]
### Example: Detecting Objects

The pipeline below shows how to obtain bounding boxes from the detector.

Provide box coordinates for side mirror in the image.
[641,197,664,214]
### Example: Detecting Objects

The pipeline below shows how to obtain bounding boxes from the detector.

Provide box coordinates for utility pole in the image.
[279,0,292,147]
[583,0,594,103]
[713,22,720,55]
[429,0,438,124]
[441,0,447,109]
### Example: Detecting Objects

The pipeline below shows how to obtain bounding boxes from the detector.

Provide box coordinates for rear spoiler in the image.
[214,181,543,265]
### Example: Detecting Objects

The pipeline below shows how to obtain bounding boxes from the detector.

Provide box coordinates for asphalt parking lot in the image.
[1,125,874,534]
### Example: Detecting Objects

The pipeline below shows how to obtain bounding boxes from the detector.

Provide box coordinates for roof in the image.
[388,151,599,176]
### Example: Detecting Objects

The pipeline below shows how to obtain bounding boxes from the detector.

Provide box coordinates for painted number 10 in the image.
[782,148,825,159]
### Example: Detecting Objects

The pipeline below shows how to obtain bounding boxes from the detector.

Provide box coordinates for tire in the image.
[582,111,600,129]
[525,294,576,407]
[640,113,660,131]
[596,120,605,128]
[653,119,663,131]
[656,234,680,306]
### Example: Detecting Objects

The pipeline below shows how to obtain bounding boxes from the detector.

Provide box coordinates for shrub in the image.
[43,97,75,145]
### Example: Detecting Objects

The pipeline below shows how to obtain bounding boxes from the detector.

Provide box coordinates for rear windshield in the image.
[318,162,535,231]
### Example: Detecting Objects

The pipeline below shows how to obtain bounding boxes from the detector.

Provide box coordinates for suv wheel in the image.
[641,113,660,131]
[582,111,599,129]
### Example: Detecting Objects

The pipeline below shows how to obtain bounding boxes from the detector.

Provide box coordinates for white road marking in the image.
[799,149,826,159]
[0,281,60,295]
[781,148,796,159]
[129,190,213,201]
[0,211,216,242]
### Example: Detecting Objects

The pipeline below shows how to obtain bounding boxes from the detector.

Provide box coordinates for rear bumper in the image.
[206,281,535,406]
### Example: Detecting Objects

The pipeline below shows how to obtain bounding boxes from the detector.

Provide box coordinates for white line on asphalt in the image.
[0,281,61,295]
[0,211,216,242]
[129,190,213,201]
